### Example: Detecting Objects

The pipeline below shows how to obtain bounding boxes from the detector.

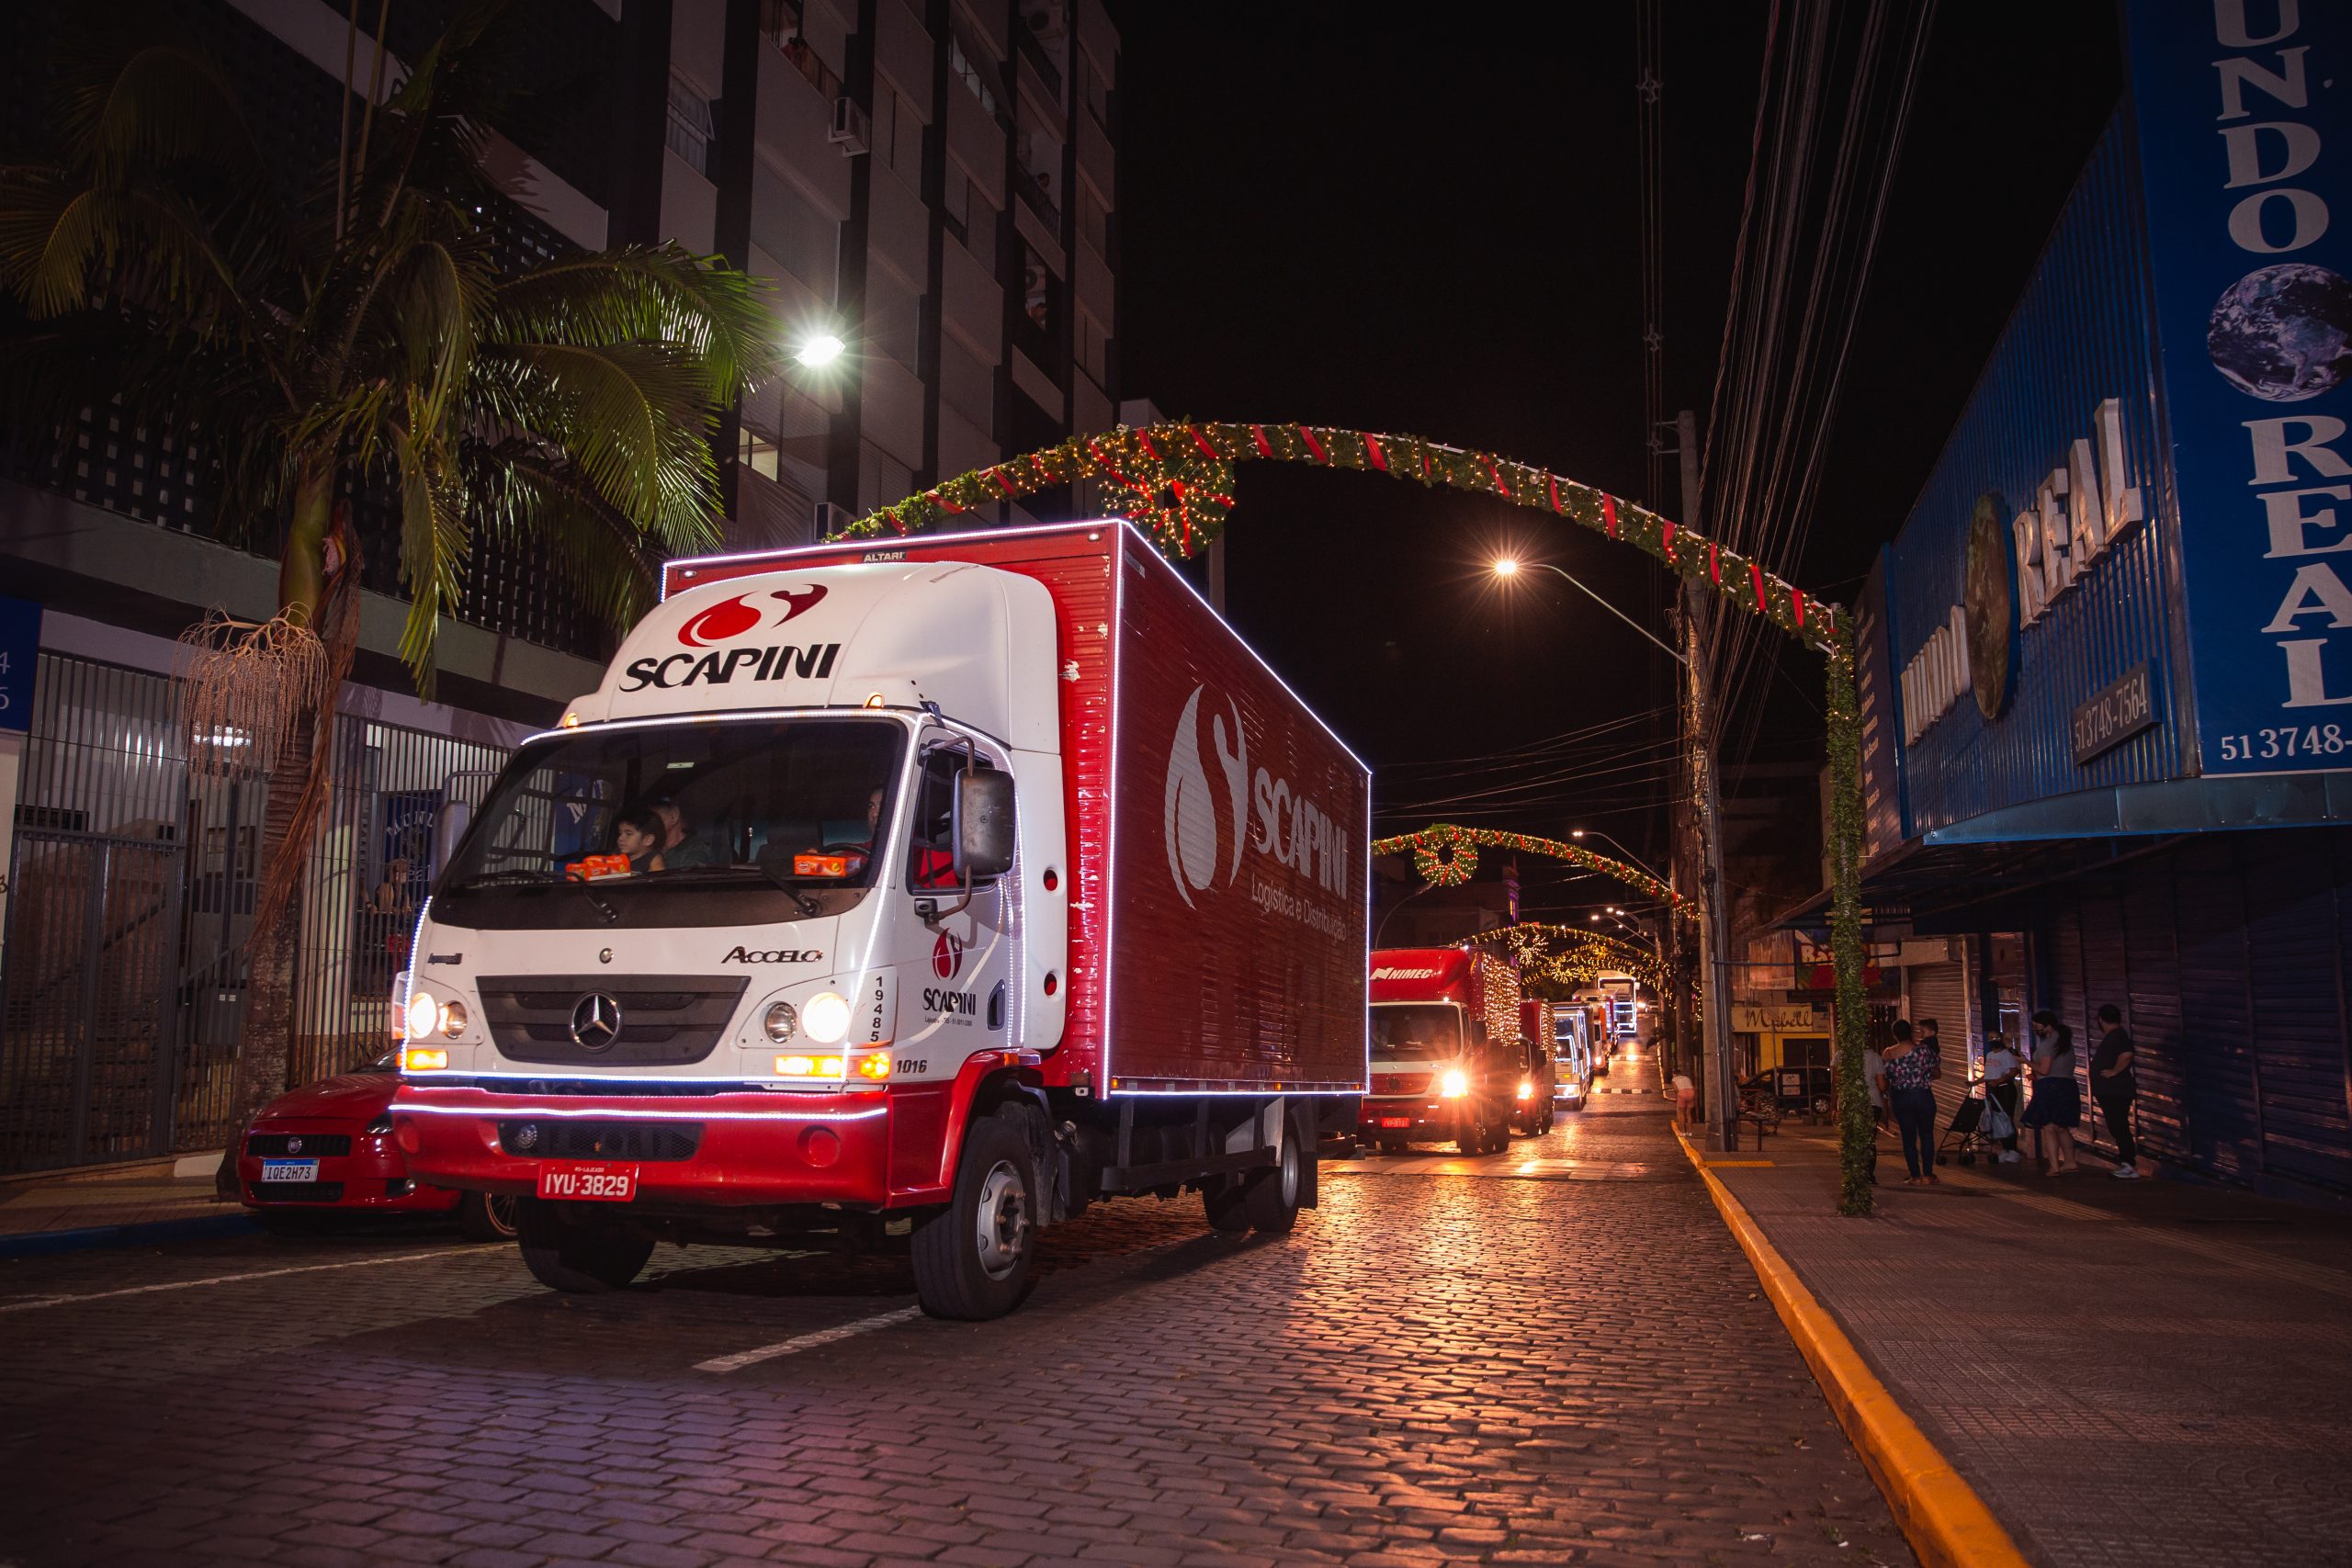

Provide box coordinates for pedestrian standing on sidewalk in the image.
[1918,1016,1945,1080]
[1672,1068,1697,1131]
[1980,1032,2023,1162]
[2022,1010,2083,1176]
[1884,1020,1939,1185]
[2092,1003,2143,1179]
[1864,1036,1886,1127]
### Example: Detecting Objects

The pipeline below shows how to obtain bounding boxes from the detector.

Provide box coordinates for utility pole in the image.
[1675,409,1737,1150]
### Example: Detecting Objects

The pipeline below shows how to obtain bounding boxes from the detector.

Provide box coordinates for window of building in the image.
[1076,180,1108,259]
[1014,244,1063,381]
[1074,307,1106,387]
[665,72,718,180]
[738,424,781,482]
[948,15,1000,117]
[1075,47,1110,128]
[876,85,923,186]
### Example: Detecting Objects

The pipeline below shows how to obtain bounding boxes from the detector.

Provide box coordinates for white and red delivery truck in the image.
[1359,947,1522,1155]
[390,519,1370,1318]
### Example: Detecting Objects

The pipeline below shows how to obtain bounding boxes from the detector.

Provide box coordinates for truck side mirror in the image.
[954,770,1016,880]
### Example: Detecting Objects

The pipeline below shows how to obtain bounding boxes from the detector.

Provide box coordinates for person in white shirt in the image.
[1979,1033,2022,1162]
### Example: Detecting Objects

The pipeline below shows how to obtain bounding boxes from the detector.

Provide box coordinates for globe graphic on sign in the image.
[2206,263,2352,402]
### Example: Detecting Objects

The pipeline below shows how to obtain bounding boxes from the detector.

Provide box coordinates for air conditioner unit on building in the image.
[828,97,870,155]
[813,501,854,537]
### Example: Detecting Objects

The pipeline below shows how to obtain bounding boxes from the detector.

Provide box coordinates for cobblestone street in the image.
[0,1085,1911,1567]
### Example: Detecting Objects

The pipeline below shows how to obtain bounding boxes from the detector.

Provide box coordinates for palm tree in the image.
[0,2,780,1140]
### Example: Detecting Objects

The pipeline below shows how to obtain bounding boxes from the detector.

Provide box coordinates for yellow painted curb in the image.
[1673,1131,2030,1568]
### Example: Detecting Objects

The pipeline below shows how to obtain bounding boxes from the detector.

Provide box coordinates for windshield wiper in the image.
[751,863,821,918]
[448,870,560,891]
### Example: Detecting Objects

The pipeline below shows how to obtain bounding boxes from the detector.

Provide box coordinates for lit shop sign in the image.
[1897,398,2144,748]
[2123,0,2352,771]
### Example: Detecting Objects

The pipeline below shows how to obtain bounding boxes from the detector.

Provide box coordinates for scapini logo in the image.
[677,586,830,648]
[624,586,840,692]
[932,931,965,980]
[1163,686,1250,908]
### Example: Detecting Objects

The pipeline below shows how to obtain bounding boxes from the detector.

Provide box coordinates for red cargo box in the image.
[666,520,1371,1097]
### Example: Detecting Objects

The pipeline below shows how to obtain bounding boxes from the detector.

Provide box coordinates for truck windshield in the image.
[1370,1004,1462,1062]
[442,717,907,895]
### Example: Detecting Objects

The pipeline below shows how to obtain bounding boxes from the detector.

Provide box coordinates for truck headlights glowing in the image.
[802,991,852,1043]
[763,1001,799,1043]
[1517,1080,1533,1100]
[403,991,440,1042]
[1440,1068,1469,1099]
[855,1052,892,1081]
[402,1046,447,1071]
[441,1000,468,1039]
[773,1054,846,1078]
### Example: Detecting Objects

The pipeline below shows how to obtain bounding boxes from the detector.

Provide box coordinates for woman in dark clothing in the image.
[2021,1010,2082,1176]
[2091,1002,2142,1179]
[1883,1021,1939,1185]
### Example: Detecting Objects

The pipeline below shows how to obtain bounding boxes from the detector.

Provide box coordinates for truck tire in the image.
[458,1190,521,1243]
[912,1111,1037,1320]
[515,1199,652,1292]
[1243,1121,1306,1234]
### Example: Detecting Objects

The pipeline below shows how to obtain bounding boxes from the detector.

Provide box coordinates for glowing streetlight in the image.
[795,332,846,368]
[1491,556,1521,579]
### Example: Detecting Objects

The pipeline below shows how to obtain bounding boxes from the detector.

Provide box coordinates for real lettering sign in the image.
[2125,0,2352,773]
[0,596,40,736]
[2072,663,2158,765]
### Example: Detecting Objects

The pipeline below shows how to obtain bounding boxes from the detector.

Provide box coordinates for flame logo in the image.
[1163,686,1250,907]
[932,931,964,979]
[677,593,763,647]
[770,585,828,623]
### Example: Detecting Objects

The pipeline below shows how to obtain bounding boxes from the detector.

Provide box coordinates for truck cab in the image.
[1359,948,1519,1155]
[1551,1003,1592,1111]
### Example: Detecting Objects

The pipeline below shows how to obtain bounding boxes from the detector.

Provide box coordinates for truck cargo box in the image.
[665,520,1371,1097]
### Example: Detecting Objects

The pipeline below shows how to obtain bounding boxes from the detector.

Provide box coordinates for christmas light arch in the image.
[1369,823,1688,913]
[836,420,1871,1213]
[1465,923,1673,996]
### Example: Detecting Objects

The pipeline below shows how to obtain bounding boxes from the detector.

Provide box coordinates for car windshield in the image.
[441,717,906,894]
[1371,1004,1463,1063]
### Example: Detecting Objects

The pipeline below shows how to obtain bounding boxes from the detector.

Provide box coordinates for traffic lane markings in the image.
[0,1243,491,1314]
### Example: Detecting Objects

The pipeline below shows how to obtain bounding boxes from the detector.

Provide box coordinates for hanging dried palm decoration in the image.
[175,612,331,780]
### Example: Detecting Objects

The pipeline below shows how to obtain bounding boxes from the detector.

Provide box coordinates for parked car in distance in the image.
[1741,1065,1835,1118]
[238,1050,517,1240]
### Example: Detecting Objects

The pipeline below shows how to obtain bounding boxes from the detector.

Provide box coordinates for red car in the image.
[238,1050,518,1240]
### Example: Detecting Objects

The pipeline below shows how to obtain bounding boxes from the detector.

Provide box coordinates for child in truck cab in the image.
[613,807,667,874]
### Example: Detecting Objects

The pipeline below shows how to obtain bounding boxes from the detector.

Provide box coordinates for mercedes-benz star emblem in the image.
[570,992,623,1051]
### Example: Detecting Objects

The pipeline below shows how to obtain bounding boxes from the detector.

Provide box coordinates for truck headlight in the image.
[441,1001,468,1039]
[403,1046,447,1071]
[763,1001,799,1043]
[1440,1068,1468,1099]
[1517,1080,1533,1100]
[404,991,439,1043]
[802,991,852,1043]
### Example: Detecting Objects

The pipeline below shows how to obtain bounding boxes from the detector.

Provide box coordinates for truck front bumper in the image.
[1357,1096,1468,1140]
[391,1084,897,1208]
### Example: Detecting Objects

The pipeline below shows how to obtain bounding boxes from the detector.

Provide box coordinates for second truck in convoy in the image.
[390,520,1370,1319]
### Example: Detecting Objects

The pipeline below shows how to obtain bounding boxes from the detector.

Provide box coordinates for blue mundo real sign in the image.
[2128,0,2352,773]
[0,596,40,736]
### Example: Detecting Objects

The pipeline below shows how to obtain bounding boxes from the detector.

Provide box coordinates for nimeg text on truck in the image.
[389,521,1372,1318]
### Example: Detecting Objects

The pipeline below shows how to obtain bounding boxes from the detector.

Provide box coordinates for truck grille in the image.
[498,1121,704,1161]
[251,1182,345,1203]
[476,975,748,1066]
[246,1134,353,1156]
[1372,1073,1431,1095]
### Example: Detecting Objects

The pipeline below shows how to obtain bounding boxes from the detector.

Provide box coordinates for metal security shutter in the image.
[2245,834,2352,1191]
[2173,836,2262,1180]
[1907,957,1971,1127]
[2120,861,2186,1161]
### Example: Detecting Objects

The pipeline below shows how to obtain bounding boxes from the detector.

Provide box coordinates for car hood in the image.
[254,1072,399,1124]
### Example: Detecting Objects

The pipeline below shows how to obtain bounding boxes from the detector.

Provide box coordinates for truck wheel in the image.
[911,1112,1036,1320]
[458,1190,521,1243]
[515,1199,652,1292]
[1243,1122,1306,1234]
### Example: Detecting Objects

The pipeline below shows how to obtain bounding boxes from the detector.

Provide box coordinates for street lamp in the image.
[795,331,846,367]
[1489,556,1686,665]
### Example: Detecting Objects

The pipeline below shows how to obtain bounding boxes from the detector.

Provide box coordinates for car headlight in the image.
[1440,1068,1468,1099]
[763,1001,798,1043]
[802,990,852,1044]
[403,990,439,1043]
[441,1000,468,1039]
[364,1112,394,1136]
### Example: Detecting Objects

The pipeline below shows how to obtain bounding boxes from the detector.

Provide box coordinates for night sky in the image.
[1108,2,2122,915]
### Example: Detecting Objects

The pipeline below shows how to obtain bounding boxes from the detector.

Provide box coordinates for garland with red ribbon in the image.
[1370,823,1688,914]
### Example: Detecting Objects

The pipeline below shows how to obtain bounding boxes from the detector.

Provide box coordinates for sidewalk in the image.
[0,1157,250,1254]
[1704,1124,2352,1568]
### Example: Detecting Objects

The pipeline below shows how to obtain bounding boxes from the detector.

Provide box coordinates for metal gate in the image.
[1,650,517,1173]
[0,828,187,1170]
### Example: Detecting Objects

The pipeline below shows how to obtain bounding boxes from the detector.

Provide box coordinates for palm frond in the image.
[466,441,670,627]
[490,244,782,400]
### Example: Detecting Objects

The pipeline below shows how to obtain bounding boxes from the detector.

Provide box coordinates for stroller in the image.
[1934,1079,2011,1167]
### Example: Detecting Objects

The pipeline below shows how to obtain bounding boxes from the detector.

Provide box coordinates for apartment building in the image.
[0,0,1123,1172]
